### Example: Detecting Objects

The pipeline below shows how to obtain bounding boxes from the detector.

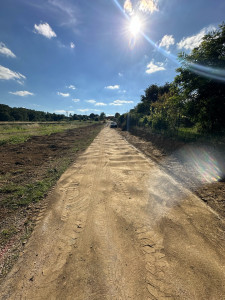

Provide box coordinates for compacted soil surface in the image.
[0,127,225,299]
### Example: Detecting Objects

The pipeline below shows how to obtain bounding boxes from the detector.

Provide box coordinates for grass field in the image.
[0,121,97,145]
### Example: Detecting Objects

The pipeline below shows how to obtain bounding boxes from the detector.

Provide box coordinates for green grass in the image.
[131,125,225,144]
[0,121,98,145]
[1,226,17,242]
[0,163,70,209]
[167,127,202,142]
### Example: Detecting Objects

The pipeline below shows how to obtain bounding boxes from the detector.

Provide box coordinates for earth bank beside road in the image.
[118,128,225,219]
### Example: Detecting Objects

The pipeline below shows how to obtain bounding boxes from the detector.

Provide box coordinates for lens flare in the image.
[179,146,223,184]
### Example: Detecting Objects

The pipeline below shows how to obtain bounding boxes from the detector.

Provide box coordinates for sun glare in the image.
[129,16,142,36]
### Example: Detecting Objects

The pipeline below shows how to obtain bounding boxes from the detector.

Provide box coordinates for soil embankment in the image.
[0,127,225,299]
[119,128,225,219]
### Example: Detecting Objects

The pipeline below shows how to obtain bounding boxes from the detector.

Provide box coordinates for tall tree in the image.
[175,23,225,132]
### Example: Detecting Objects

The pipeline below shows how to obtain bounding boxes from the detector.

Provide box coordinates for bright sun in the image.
[129,16,142,36]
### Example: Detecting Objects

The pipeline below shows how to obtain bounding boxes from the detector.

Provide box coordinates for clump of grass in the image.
[0,158,74,209]
[1,180,53,209]
[1,226,17,242]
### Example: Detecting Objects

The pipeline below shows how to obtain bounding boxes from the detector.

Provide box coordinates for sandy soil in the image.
[0,127,225,299]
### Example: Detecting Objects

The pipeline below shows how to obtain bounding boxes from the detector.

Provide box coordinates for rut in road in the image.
[1,127,225,299]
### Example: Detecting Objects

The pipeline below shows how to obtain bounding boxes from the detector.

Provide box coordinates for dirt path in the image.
[1,127,225,299]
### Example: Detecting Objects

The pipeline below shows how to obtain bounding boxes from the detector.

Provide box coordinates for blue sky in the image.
[0,0,224,116]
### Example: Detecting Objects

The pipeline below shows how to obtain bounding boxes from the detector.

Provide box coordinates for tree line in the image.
[117,23,225,134]
[0,104,106,122]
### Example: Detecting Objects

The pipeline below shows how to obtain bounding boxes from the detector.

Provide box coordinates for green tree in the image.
[114,112,120,119]
[99,112,106,121]
[175,23,225,132]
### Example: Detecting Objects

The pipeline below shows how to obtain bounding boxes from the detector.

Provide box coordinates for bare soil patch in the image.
[0,123,102,279]
[118,128,225,219]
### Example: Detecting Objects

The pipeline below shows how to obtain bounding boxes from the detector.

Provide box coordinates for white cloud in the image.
[77,109,90,112]
[95,102,107,106]
[9,91,34,97]
[124,0,133,14]
[110,103,122,106]
[110,100,134,106]
[138,0,158,13]
[70,42,75,49]
[0,65,26,81]
[146,61,165,74]
[68,84,76,90]
[159,35,175,50]
[105,85,120,90]
[34,22,57,39]
[54,110,74,114]
[115,100,133,104]
[72,98,80,102]
[118,72,123,77]
[57,92,70,97]
[0,43,16,58]
[177,25,216,51]
[86,100,96,103]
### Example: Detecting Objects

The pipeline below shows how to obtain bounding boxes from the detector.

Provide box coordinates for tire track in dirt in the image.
[106,135,176,299]
[0,127,225,299]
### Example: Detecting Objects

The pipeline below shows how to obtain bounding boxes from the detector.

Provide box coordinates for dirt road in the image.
[1,127,225,299]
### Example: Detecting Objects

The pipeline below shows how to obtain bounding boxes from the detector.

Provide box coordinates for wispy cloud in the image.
[0,65,26,81]
[77,109,90,112]
[70,42,75,49]
[86,100,96,103]
[68,84,76,90]
[54,109,74,114]
[72,98,80,102]
[146,61,165,74]
[48,0,78,28]
[110,103,122,106]
[105,85,120,90]
[34,22,57,39]
[9,91,34,97]
[177,25,216,51]
[138,0,158,13]
[0,42,16,58]
[57,92,70,97]
[159,35,175,50]
[124,0,133,14]
[95,102,107,106]
[110,100,134,106]
[118,72,123,77]
[77,108,100,113]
